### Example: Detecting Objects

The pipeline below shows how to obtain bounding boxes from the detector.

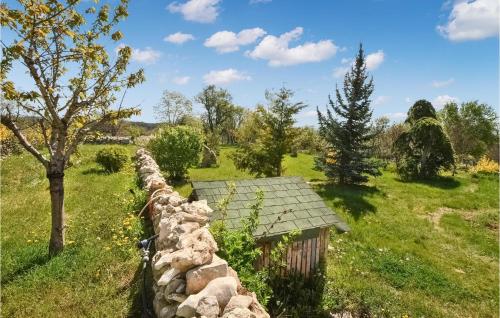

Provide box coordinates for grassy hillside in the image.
[1,145,498,317]
[1,145,149,317]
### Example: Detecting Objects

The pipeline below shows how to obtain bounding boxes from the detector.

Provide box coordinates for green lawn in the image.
[1,144,149,317]
[1,145,498,317]
[175,146,326,197]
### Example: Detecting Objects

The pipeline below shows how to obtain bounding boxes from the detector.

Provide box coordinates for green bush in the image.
[211,183,303,309]
[394,100,454,180]
[148,125,203,180]
[95,146,129,173]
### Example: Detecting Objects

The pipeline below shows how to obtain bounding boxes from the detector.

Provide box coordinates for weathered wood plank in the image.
[292,242,299,272]
[311,237,316,272]
[286,244,292,274]
[305,238,311,277]
[324,228,330,257]
[315,236,320,269]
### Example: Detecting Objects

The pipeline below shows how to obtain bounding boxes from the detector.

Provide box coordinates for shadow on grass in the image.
[1,252,51,285]
[127,193,155,318]
[396,175,461,189]
[315,183,381,220]
[268,263,328,317]
[81,167,108,175]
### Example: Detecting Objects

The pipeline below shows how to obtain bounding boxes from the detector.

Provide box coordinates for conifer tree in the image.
[317,44,380,184]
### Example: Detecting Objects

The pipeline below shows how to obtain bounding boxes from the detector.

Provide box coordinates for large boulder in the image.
[248,292,270,318]
[158,267,181,286]
[186,255,229,295]
[181,201,213,217]
[176,277,238,318]
[223,295,253,315]
[164,278,185,296]
[159,305,177,318]
[196,295,220,318]
[177,228,218,252]
[222,307,257,318]
[153,291,168,316]
[154,251,173,271]
[170,246,214,272]
[169,228,218,272]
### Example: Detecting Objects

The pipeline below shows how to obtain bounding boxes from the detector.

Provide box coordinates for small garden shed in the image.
[191,176,349,277]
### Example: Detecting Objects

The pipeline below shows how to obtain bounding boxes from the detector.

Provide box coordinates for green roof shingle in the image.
[191,176,349,240]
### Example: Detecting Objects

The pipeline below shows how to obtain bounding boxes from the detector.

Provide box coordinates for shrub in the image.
[394,101,454,180]
[211,183,304,310]
[406,99,437,124]
[95,146,129,172]
[148,125,203,180]
[470,156,499,174]
[0,124,22,157]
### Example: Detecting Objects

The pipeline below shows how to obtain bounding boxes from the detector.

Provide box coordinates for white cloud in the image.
[383,112,406,121]
[332,52,382,78]
[167,0,220,23]
[365,50,384,70]
[247,27,338,67]
[341,57,352,64]
[205,28,267,53]
[333,66,350,78]
[405,97,411,103]
[432,78,455,88]
[164,32,195,44]
[433,95,459,109]
[115,44,161,64]
[203,68,251,85]
[437,0,499,41]
[373,95,391,106]
[172,76,191,85]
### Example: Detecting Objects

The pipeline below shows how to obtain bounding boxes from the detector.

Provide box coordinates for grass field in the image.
[1,145,498,317]
[1,144,150,317]
[176,147,499,318]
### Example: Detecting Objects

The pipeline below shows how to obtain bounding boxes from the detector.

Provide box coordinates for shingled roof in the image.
[191,176,349,241]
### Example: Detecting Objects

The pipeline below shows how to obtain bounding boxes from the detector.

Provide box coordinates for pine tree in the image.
[317,44,380,184]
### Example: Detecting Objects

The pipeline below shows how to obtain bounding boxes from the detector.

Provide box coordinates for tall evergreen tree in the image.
[317,44,380,184]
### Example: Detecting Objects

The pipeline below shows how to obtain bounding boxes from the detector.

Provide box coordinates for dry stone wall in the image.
[135,148,270,318]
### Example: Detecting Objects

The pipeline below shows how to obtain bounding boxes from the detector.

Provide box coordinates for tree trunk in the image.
[47,165,65,256]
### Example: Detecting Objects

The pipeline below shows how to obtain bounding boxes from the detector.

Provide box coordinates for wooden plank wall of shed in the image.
[256,227,330,277]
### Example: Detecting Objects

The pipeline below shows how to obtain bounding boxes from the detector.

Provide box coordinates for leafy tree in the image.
[220,105,246,144]
[440,101,498,164]
[232,87,306,177]
[195,85,233,137]
[394,100,455,180]
[195,85,234,165]
[154,90,192,126]
[290,126,323,156]
[317,44,380,184]
[0,0,144,255]
[148,126,203,180]
[370,117,405,162]
[177,114,204,131]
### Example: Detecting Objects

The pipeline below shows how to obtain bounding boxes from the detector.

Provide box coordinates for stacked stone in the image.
[85,135,132,144]
[135,149,270,318]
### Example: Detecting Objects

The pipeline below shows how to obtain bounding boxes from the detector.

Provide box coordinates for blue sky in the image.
[5,0,499,125]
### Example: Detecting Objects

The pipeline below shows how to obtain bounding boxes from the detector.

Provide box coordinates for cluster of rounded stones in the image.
[135,149,270,318]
